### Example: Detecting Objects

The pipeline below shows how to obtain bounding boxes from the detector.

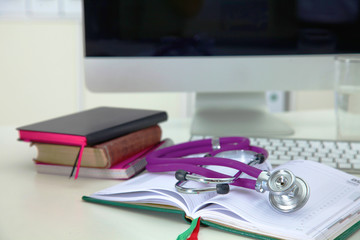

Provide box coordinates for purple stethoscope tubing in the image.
[146,137,268,190]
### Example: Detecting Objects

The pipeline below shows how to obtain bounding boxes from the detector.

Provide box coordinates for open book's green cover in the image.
[82,196,360,240]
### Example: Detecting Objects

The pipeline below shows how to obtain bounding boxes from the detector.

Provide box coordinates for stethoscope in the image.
[146,137,310,213]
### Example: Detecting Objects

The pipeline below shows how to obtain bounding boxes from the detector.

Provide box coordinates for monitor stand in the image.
[190,92,294,137]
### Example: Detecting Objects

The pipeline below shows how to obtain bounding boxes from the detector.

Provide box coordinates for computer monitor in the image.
[83,0,360,137]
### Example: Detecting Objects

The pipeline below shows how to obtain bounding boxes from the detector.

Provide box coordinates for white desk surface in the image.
[1,110,359,240]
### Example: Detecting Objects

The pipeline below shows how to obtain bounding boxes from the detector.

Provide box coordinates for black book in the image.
[17,106,168,145]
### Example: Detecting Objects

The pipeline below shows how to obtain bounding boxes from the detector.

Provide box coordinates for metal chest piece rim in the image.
[267,169,310,213]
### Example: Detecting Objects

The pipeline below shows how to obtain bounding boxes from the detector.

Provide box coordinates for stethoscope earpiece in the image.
[216,183,230,194]
[175,170,188,181]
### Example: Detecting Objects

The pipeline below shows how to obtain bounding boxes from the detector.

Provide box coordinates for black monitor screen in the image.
[84,0,360,56]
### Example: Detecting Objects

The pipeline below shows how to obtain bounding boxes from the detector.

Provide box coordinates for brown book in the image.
[32,125,162,168]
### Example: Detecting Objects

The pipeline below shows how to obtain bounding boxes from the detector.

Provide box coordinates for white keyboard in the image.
[191,136,360,174]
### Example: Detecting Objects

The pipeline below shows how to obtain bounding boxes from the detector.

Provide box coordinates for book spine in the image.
[96,125,162,168]
[86,112,167,145]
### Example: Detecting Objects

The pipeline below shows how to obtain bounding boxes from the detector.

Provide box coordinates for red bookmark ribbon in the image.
[176,217,201,240]
[188,217,201,240]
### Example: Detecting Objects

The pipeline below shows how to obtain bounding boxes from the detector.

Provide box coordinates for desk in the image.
[0,110,358,240]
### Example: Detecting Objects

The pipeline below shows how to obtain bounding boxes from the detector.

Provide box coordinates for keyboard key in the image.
[280,155,292,161]
[328,153,341,159]
[287,151,299,157]
[277,146,289,152]
[314,152,327,158]
[272,142,283,147]
[283,141,296,147]
[265,146,277,151]
[336,158,348,163]
[290,147,303,152]
[331,149,344,155]
[338,163,352,169]
[300,152,313,157]
[273,150,286,156]
[342,156,352,162]
[307,157,320,162]
[306,147,317,153]
[267,155,278,160]
[310,140,322,147]
[351,143,360,150]
[270,159,287,165]
[321,157,334,163]
[353,163,360,170]
[350,158,360,164]
[296,140,310,147]
[347,150,359,155]
[317,148,329,154]
[337,142,350,149]
[323,141,336,148]
[256,138,268,144]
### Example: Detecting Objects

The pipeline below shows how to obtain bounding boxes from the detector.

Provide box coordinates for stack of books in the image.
[17,107,170,179]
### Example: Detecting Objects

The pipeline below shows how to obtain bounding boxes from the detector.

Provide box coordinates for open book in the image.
[83,160,360,240]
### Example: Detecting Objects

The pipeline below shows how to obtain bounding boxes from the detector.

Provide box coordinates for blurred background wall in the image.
[0,2,333,126]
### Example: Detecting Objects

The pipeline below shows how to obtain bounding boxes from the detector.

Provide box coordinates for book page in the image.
[193,160,360,240]
[90,172,216,217]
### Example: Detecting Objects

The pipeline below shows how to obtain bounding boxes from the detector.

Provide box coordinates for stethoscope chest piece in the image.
[267,169,310,213]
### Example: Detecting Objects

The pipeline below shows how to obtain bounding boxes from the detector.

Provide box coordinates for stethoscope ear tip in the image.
[216,184,230,194]
[255,153,266,164]
[175,170,188,181]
